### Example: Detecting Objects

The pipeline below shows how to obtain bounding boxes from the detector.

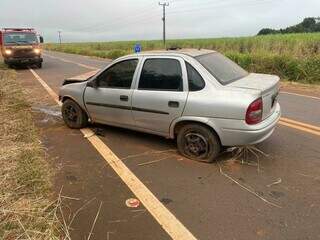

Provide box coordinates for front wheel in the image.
[37,62,42,68]
[177,124,221,163]
[62,99,88,129]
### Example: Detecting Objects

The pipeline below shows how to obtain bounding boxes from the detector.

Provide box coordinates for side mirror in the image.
[39,36,44,43]
[87,80,98,88]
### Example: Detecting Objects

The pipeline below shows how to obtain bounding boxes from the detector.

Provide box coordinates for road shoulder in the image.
[281,81,320,98]
[16,68,170,239]
[0,66,63,239]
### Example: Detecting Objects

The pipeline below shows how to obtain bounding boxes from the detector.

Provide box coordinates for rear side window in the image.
[98,59,138,89]
[138,59,183,91]
[196,52,248,85]
[186,62,205,91]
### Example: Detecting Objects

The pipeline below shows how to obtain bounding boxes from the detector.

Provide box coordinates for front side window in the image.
[195,52,248,85]
[4,33,38,45]
[98,59,138,89]
[138,58,183,91]
[186,62,205,91]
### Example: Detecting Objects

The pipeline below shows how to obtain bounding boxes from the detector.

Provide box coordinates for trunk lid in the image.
[228,73,280,120]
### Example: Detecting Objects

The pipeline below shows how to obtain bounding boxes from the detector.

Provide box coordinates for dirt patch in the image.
[281,81,320,97]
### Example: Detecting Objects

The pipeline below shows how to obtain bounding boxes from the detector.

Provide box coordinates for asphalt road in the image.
[16,51,320,240]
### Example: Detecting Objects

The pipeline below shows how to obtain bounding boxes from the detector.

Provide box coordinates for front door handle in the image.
[120,95,129,101]
[168,101,179,108]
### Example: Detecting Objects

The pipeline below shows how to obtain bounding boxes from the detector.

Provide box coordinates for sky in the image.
[1,0,319,43]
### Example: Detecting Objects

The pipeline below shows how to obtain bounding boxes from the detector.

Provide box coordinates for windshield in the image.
[4,33,38,45]
[195,52,248,85]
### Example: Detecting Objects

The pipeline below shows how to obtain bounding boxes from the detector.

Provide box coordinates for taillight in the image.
[246,98,263,125]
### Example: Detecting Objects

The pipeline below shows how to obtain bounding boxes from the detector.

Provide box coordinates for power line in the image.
[70,12,157,32]
[78,12,162,34]
[68,2,158,32]
[58,0,280,41]
[159,2,169,47]
[167,0,278,15]
[88,12,160,33]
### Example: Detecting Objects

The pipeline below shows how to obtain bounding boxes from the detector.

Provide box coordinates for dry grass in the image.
[0,66,66,239]
[230,145,269,172]
[218,146,282,208]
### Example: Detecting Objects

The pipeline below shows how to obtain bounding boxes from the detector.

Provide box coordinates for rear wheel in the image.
[177,124,221,163]
[62,99,88,129]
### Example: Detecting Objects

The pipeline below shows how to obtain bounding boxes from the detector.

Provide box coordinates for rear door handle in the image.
[120,95,129,101]
[168,101,179,108]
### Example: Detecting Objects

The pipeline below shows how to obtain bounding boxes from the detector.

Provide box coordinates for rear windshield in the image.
[195,52,248,85]
[4,33,38,45]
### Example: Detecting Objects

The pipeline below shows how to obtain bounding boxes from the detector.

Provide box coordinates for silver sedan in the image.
[59,49,281,162]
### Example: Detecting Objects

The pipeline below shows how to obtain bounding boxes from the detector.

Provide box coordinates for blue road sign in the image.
[134,43,142,53]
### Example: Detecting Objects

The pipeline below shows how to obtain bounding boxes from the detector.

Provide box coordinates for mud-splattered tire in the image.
[177,124,221,163]
[62,99,88,129]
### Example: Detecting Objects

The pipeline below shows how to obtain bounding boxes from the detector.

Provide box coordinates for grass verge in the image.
[0,64,64,239]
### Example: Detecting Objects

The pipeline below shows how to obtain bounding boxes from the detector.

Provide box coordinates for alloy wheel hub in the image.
[184,133,209,158]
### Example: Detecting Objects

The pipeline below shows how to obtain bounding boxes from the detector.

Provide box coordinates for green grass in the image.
[0,68,64,239]
[45,33,320,84]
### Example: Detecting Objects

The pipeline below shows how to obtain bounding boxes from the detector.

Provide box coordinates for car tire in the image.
[177,124,221,163]
[62,99,88,129]
[37,62,42,68]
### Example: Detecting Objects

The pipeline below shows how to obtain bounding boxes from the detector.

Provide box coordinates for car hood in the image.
[63,70,99,85]
[228,73,280,95]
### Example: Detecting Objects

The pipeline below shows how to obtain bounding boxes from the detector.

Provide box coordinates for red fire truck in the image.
[0,28,44,68]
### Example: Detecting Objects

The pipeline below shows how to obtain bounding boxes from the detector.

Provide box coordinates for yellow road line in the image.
[43,53,99,70]
[280,117,320,132]
[281,91,320,100]
[29,69,61,106]
[80,129,196,240]
[278,121,320,136]
[29,69,197,240]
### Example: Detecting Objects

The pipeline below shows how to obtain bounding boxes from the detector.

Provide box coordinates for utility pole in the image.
[159,2,169,48]
[58,31,62,45]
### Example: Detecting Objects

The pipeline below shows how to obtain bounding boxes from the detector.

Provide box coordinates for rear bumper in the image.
[4,57,43,65]
[218,103,281,146]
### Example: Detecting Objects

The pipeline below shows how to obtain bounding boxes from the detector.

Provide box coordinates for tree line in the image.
[258,17,320,35]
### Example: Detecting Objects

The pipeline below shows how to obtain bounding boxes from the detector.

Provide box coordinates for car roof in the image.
[126,48,216,58]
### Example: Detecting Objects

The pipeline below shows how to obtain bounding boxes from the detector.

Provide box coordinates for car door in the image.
[132,57,188,134]
[84,58,139,126]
